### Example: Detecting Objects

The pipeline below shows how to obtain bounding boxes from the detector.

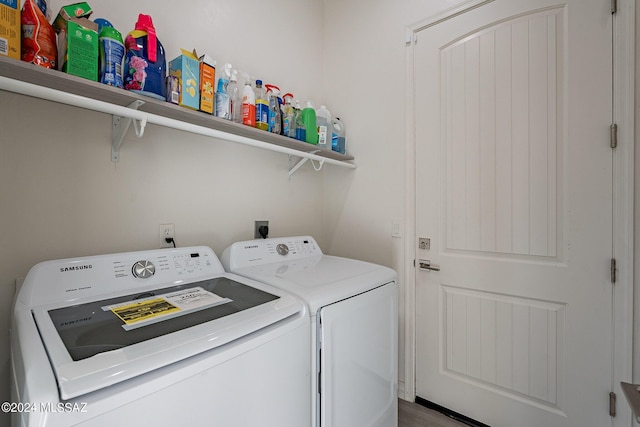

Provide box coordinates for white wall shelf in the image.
[0,56,356,172]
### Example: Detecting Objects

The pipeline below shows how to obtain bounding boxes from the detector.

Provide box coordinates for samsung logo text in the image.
[60,265,93,273]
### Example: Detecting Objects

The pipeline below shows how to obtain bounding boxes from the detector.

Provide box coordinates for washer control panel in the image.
[25,246,226,305]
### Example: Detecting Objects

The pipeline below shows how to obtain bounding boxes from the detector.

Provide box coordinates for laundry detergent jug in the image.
[123,14,166,100]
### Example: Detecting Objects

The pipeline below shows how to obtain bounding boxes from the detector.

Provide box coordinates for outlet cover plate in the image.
[254,220,269,239]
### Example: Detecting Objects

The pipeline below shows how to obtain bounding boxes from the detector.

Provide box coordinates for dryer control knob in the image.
[276,244,289,256]
[132,260,156,279]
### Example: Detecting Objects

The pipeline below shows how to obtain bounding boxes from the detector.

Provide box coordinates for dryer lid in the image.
[231,255,397,314]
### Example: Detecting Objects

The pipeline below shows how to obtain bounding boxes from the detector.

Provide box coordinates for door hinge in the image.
[405,29,417,46]
[611,0,617,14]
[610,391,617,417]
[610,123,618,148]
[611,258,617,284]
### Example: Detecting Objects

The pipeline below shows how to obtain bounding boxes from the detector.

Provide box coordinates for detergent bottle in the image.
[315,105,332,148]
[301,101,317,144]
[254,80,269,131]
[123,14,166,100]
[332,117,346,154]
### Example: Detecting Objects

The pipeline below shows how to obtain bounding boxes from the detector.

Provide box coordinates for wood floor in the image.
[398,399,469,427]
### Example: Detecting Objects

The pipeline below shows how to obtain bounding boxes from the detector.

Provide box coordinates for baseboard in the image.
[415,397,491,427]
[398,380,407,400]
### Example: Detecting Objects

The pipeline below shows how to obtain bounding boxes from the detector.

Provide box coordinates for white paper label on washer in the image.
[103,287,232,330]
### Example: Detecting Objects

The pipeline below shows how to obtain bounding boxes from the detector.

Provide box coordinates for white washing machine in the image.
[221,236,398,427]
[11,246,310,427]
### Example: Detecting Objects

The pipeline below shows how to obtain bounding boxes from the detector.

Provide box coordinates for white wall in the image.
[321,0,471,398]
[0,0,326,423]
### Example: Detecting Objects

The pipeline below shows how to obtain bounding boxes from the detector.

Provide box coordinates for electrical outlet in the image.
[254,220,269,239]
[159,223,175,247]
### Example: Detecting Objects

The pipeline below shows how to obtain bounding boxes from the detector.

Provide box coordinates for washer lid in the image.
[231,255,397,314]
[31,274,304,400]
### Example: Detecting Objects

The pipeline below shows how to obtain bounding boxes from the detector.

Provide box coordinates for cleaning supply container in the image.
[332,117,346,154]
[123,14,166,100]
[316,105,332,148]
[254,80,269,131]
[242,79,256,126]
[301,101,317,144]
[98,24,125,88]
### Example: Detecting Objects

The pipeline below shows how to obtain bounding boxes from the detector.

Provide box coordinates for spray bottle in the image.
[265,84,282,134]
[214,63,231,119]
[282,93,295,138]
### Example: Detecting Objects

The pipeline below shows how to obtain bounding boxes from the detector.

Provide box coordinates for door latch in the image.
[418,259,440,271]
[419,238,431,250]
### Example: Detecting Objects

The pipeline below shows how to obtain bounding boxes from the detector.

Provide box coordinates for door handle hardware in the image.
[418,259,440,271]
[419,238,431,250]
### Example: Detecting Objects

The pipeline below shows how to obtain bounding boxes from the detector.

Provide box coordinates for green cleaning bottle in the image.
[301,100,317,144]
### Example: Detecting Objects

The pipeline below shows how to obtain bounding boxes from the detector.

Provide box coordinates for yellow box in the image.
[169,49,200,110]
[198,54,216,114]
[0,0,20,59]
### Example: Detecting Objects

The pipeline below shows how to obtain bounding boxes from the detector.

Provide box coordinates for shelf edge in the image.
[0,75,356,170]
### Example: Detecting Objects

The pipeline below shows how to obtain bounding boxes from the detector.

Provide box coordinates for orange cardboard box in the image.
[198,53,216,114]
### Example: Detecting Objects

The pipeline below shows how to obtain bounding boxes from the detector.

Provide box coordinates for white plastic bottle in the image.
[316,105,332,148]
[241,79,256,126]
[332,117,346,154]
[228,68,242,123]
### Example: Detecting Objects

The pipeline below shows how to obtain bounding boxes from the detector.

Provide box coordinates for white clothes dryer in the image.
[221,236,398,427]
[11,246,310,427]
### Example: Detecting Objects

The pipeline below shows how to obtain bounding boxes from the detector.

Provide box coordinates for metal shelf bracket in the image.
[112,100,146,163]
[288,151,325,177]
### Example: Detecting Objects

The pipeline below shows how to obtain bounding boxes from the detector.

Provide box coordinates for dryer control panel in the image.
[221,236,323,270]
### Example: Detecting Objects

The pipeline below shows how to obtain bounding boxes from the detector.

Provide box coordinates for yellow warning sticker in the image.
[111,298,181,325]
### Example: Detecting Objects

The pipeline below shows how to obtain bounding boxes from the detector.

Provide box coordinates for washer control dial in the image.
[276,244,289,256]
[132,260,156,279]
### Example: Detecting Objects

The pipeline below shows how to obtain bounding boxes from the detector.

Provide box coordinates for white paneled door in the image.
[414,1,614,426]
